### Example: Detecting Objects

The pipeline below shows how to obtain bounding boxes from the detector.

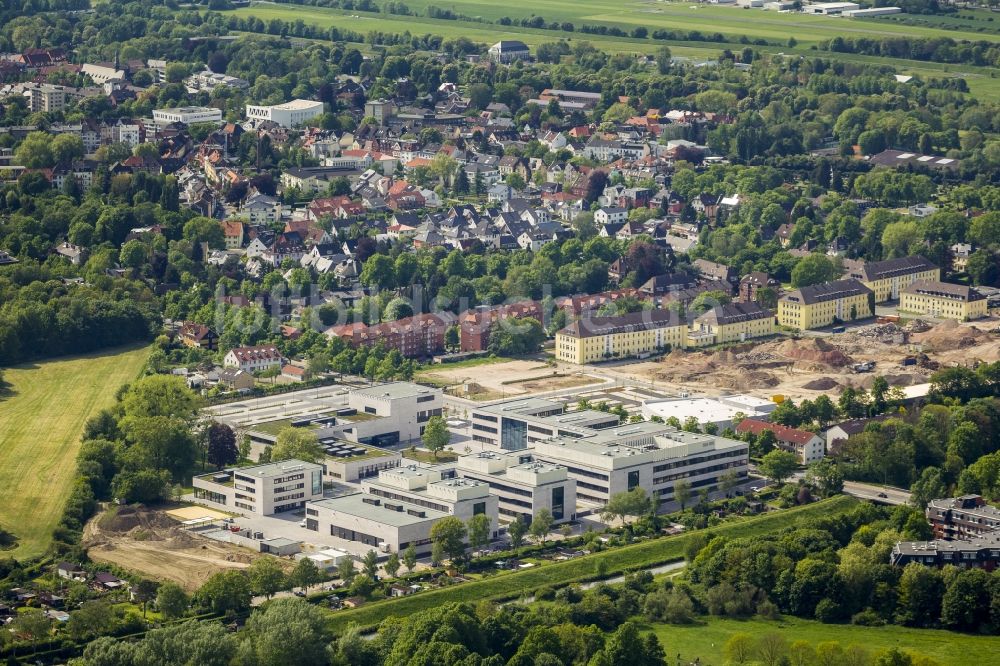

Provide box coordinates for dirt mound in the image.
[776,338,854,368]
[713,368,780,391]
[914,320,989,352]
[98,506,174,533]
[860,373,925,388]
[802,377,840,391]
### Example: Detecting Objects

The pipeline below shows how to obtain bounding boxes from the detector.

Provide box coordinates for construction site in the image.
[612,319,1000,402]
[82,504,268,592]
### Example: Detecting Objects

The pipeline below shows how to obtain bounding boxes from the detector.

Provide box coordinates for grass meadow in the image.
[0,345,150,558]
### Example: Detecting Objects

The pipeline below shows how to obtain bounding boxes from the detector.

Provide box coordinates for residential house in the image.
[177,322,218,350]
[738,272,779,303]
[221,220,245,249]
[223,345,284,373]
[217,367,255,392]
[736,418,825,464]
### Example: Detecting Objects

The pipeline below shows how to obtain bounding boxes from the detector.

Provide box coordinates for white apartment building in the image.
[305,465,498,554]
[245,99,324,128]
[457,451,577,525]
[223,345,283,373]
[152,106,224,125]
[193,459,324,515]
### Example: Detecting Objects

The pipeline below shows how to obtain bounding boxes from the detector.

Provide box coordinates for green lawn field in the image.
[0,345,150,558]
[649,615,1000,666]
[228,2,1000,100]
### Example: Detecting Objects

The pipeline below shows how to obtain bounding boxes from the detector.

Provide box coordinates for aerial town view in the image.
[5,0,1000,663]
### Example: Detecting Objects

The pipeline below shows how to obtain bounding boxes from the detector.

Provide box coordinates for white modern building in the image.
[152,106,223,125]
[305,465,498,554]
[640,394,777,431]
[245,99,324,128]
[805,1,860,14]
[531,424,749,508]
[470,397,750,510]
[457,451,577,525]
[193,459,324,515]
[470,398,620,451]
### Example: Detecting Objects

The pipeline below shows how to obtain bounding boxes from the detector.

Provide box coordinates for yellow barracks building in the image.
[555,302,776,364]
[844,255,940,303]
[778,279,874,330]
[900,280,987,321]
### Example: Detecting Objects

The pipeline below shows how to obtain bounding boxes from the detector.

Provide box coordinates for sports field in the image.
[0,345,150,558]
[228,1,1000,99]
[652,615,1000,666]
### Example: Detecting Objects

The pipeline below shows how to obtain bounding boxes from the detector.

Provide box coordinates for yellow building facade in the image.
[555,310,687,365]
[692,302,776,344]
[845,256,940,303]
[900,280,987,321]
[778,279,874,330]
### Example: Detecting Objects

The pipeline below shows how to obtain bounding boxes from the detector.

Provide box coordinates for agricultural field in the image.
[227,1,1000,99]
[651,615,1000,666]
[0,345,150,558]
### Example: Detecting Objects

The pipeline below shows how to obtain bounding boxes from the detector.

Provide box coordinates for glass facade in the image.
[552,486,564,520]
[628,470,640,491]
[311,469,322,495]
[500,417,528,451]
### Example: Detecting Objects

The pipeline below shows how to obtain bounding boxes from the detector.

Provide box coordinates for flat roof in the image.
[235,459,322,478]
[351,381,439,400]
[643,395,775,423]
[154,106,220,114]
[310,493,448,526]
[272,99,323,110]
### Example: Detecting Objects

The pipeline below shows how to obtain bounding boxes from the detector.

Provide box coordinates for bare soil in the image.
[621,318,1000,401]
[83,505,261,592]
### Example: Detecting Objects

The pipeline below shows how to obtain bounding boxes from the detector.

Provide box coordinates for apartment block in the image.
[555,309,687,364]
[305,465,498,554]
[457,451,577,524]
[900,280,987,321]
[892,496,1000,570]
[193,459,324,515]
[844,255,940,303]
[777,279,874,330]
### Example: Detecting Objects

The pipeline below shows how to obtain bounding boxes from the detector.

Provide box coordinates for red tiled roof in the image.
[736,418,817,445]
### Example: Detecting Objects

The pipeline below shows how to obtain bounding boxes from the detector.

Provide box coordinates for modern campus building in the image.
[555,309,687,364]
[238,382,442,479]
[530,424,749,507]
[900,280,987,321]
[457,451,577,525]
[305,465,498,554]
[688,302,776,346]
[777,279,874,330]
[245,99,324,128]
[844,255,940,303]
[470,397,749,509]
[470,397,620,451]
[193,459,324,515]
[151,106,224,125]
